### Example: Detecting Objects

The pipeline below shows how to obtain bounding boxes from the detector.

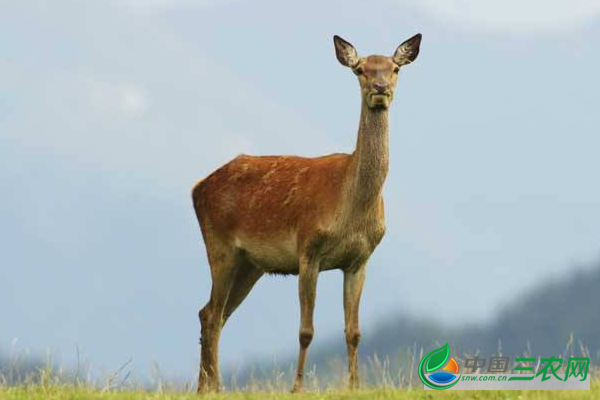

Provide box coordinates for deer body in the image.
[193,34,421,393]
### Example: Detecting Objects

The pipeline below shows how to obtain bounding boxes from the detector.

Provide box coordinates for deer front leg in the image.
[343,264,366,390]
[291,256,319,393]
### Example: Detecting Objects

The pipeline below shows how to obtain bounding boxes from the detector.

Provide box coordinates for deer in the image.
[192,33,422,393]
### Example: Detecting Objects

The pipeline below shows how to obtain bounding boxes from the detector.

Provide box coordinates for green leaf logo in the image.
[419,343,460,390]
[425,343,450,372]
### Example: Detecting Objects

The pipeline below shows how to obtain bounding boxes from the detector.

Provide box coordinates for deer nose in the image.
[373,82,389,94]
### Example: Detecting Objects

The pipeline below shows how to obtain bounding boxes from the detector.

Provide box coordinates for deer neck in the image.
[347,100,390,211]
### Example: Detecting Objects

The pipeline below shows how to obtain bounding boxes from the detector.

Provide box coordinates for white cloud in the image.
[402,0,600,32]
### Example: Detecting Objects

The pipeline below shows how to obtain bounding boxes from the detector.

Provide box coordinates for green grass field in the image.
[0,384,598,400]
[2,342,595,399]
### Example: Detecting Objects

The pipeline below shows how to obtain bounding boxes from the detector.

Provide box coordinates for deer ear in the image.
[393,33,422,66]
[333,35,359,68]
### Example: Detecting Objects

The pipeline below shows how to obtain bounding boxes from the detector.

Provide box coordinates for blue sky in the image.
[1,0,600,382]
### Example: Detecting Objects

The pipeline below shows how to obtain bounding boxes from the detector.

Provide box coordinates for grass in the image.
[0,384,599,400]
[1,339,597,399]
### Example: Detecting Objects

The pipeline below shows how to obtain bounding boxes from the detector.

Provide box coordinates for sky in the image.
[1,0,600,383]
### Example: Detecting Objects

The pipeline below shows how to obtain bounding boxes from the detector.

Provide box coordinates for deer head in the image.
[334,34,422,109]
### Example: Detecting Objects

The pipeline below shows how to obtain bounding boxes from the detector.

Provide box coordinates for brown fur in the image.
[193,153,351,268]
[193,34,422,393]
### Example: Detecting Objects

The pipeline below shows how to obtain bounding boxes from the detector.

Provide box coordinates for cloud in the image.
[401,0,600,32]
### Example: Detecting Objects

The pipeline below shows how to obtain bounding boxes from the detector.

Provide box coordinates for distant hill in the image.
[229,262,600,386]
[354,263,600,359]
[484,265,600,356]
[0,352,48,384]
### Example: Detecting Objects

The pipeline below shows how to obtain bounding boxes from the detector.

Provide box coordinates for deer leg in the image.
[222,264,263,328]
[198,250,237,393]
[343,264,366,390]
[292,257,319,393]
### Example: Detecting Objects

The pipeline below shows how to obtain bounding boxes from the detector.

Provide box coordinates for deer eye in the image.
[353,67,363,76]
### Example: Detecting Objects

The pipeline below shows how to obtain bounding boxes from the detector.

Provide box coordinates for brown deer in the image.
[192,33,422,393]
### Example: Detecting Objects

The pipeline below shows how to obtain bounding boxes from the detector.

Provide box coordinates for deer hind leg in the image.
[197,245,237,393]
[222,263,263,328]
[343,264,366,390]
[291,255,319,393]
